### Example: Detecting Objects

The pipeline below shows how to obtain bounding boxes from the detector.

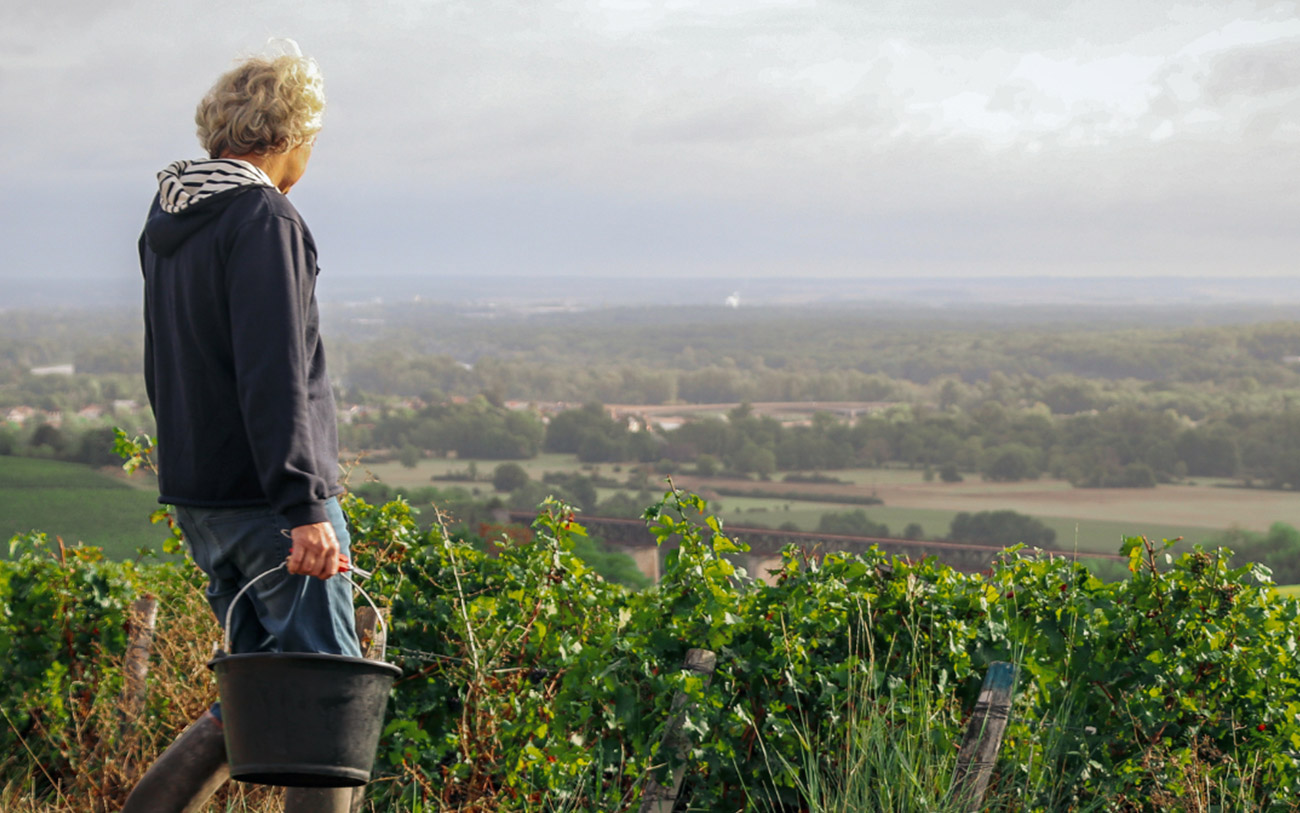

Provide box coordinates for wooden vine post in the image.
[353,605,386,661]
[349,605,388,813]
[638,648,718,813]
[950,661,1018,812]
[121,596,159,721]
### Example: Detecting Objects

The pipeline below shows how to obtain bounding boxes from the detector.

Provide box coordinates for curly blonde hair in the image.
[195,43,325,158]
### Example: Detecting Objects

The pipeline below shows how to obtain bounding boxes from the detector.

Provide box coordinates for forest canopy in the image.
[7,303,1300,488]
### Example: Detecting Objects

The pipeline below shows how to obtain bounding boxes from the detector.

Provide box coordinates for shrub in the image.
[491,462,529,493]
[816,508,890,538]
[781,472,849,485]
[948,509,1056,548]
[397,443,421,468]
[1074,461,1159,489]
[694,454,720,477]
[979,443,1040,482]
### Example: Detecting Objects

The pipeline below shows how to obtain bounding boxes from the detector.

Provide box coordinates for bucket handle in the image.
[222,562,390,662]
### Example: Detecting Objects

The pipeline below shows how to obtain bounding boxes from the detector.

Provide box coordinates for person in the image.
[123,41,360,813]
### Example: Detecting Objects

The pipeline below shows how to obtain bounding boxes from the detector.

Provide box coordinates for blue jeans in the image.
[175,497,363,661]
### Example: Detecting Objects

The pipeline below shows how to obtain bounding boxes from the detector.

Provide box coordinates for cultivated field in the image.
[353,454,1292,555]
[675,472,1297,553]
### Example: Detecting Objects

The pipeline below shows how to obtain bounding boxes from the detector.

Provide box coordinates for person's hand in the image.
[287,522,341,580]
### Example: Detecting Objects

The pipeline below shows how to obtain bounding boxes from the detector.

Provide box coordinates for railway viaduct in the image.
[502,511,1124,584]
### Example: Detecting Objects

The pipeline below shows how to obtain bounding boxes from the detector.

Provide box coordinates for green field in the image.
[0,456,174,560]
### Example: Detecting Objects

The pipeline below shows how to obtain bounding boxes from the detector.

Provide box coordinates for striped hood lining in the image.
[156,159,276,214]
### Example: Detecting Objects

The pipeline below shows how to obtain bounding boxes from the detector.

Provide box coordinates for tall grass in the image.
[748,586,1118,813]
[750,599,971,813]
[754,673,965,812]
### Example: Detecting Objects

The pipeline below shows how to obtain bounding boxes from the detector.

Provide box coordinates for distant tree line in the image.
[807,507,1056,549]
[0,422,137,469]
[340,396,545,461]
[10,305,1300,416]
[10,308,1300,436]
[11,307,1300,492]
[1206,522,1300,585]
[526,400,1300,489]
[334,395,1300,491]
[9,391,1300,494]
[322,314,1300,416]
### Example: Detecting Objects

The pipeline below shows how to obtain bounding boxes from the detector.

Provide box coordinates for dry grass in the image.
[0,576,281,813]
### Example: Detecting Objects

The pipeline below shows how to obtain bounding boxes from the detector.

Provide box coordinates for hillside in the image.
[0,456,172,559]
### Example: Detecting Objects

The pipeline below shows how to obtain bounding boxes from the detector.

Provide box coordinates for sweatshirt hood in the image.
[157,158,275,213]
[145,159,276,257]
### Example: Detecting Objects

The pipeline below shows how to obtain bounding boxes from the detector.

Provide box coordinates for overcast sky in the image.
[2,0,1297,296]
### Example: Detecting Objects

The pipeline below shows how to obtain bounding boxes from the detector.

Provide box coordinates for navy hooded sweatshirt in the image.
[139,159,341,528]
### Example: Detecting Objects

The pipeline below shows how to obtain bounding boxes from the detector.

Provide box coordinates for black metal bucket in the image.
[206,564,401,787]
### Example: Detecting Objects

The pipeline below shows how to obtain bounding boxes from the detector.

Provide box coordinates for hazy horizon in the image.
[9,272,1300,314]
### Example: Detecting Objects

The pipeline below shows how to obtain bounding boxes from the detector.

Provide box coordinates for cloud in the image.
[1203,36,1300,100]
[1,0,1299,282]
